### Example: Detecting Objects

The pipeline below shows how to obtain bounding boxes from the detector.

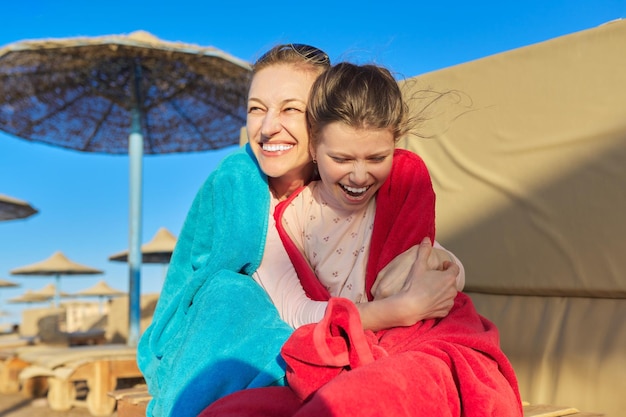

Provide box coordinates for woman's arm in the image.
[268,178,461,330]
[255,233,459,331]
[253,217,328,329]
[370,240,464,301]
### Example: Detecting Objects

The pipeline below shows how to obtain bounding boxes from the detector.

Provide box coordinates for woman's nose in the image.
[260,111,281,137]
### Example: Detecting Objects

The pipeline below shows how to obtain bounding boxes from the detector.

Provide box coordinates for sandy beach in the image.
[0,391,116,417]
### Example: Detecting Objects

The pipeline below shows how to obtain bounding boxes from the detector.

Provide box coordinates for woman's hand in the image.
[397,238,459,323]
[358,238,459,331]
[428,245,456,271]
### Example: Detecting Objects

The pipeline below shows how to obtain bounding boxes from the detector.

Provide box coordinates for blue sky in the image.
[0,0,624,323]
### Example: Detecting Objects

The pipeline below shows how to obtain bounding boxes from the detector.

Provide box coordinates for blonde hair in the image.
[251,44,330,81]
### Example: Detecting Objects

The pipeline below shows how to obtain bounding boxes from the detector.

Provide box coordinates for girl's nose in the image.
[349,162,369,185]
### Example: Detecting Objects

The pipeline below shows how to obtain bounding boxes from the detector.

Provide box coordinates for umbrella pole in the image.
[127,61,144,347]
[54,274,60,308]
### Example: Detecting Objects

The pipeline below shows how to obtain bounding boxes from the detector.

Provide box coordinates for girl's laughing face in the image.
[312,122,395,212]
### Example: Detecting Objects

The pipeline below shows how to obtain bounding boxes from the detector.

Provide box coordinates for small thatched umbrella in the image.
[0,194,38,222]
[109,227,177,282]
[0,278,19,305]
[10,251,103,307]
[0,279,20,321]
[73,280,126,313]
[0,279,19,289]
[108,227,177,264]
[32,283,70,299]
[7,289,51,304]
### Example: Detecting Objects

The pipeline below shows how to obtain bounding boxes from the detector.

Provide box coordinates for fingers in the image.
[442,261,460,276]
[415,237,433,271]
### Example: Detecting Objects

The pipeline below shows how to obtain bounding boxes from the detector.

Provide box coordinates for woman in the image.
[138,45,462,417]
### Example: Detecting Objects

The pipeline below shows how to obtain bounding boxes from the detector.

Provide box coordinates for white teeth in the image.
[262,143,294,152]
[343,185,368,194]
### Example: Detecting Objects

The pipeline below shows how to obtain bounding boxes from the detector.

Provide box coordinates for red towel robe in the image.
[200,149,522,417]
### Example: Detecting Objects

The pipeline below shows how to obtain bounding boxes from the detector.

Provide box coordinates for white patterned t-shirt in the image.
[280,182,376,303]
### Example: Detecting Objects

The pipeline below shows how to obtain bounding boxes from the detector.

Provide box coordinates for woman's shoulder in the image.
[216,145,258,170]
[207,145,264,181]
[195,145,267,198]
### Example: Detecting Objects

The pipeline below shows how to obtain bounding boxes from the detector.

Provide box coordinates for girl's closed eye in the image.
[330,156,350,163]
[368,155,389,163]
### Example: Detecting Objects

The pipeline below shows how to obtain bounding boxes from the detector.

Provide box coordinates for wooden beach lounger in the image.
[0,344,58,394]
[18,344,143,416]
[109,385,151,417]
[110,386,604,417]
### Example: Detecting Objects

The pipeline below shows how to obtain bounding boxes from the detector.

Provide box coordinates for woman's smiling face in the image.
[246,64,317,186]
[312,122,395,212]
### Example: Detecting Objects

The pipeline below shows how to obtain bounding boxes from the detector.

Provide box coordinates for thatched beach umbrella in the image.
[7,289,51,304]
[0,31,250,346]
[0,279,19,289]
[0,278,20,313]
[108,227,177,264]
[109,227,177,284]
[10,251,103,307]
[0,194,38,222]
[74,280,126,313]
[32,283,70,299]
[75,280,126,298]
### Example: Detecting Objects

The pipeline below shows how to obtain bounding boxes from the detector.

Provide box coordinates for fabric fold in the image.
[282,295,521,416]
[282,297,384,400]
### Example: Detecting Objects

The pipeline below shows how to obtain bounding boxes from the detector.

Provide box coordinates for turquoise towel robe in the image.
[137,144,293,417]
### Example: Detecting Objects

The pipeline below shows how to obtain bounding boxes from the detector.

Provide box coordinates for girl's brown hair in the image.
[306,62,408,148]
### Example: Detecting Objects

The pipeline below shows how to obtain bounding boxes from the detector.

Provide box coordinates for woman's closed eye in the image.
[248,106,265,114]
[283,105,306,114]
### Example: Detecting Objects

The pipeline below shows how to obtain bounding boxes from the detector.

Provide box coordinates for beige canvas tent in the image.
[398,19,625,416]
